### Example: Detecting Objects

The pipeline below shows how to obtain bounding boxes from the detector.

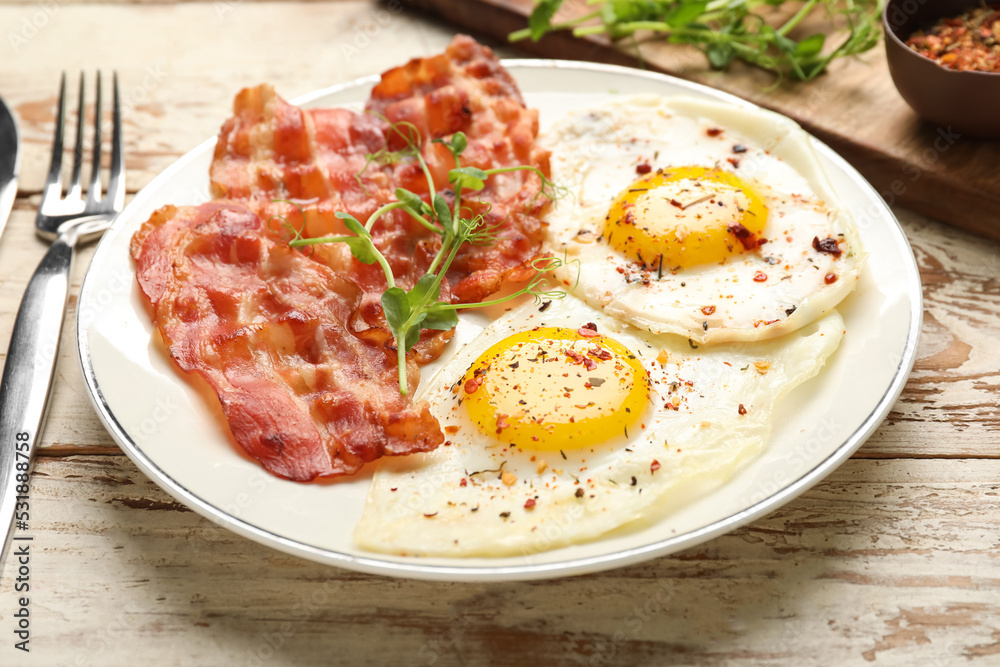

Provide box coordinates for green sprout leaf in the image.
[449,166,488,192]
[432,194,454,235]
[395,188,431,217]
[421,307,459,332]
[529,0,565,41]
[335,212,380,265]
[509,0,884,81]
[283,117,564,395]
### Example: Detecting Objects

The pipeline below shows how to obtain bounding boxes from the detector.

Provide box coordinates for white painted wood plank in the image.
[0,456,997,665]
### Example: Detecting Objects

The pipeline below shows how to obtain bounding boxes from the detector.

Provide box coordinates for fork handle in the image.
[0,233,76,569]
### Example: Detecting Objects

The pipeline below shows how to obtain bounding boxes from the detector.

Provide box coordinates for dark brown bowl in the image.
[883,0,1000,139]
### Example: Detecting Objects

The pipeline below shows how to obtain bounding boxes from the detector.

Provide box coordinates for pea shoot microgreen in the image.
[510,0,883,82]
[285,125,569,395]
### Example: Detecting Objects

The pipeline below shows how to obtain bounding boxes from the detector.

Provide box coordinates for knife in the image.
[0,94,19,243]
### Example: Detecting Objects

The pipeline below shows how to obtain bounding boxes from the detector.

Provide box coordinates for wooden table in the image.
[0,1,998,664]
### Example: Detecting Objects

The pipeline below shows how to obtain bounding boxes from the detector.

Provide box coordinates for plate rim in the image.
[76,58,923,582]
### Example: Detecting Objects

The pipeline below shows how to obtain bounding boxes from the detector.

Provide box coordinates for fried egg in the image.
[543,95,865,344]
[354,295,844,557]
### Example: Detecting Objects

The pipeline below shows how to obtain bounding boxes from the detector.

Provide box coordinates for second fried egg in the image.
[354,295,844,557]
[543,95,865,345]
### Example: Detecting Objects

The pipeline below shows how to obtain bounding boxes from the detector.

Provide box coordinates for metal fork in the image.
[0,72,124,567]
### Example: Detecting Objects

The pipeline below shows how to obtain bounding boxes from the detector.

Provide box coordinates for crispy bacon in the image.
[210,35,551,306]
[131,203,443,481]
[368,35,552,303]
[133,36,552,480]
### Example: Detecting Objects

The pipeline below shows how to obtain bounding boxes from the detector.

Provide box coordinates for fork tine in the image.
[104,72,125,212]
[66,72,86,201]
[85,71,103,207]
[41,72,67,204]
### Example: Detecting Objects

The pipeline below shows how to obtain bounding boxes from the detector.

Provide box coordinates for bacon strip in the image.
[368,35,552,303]
[210,35,552,307]
[133,36,551,480]
[131,203,443,481]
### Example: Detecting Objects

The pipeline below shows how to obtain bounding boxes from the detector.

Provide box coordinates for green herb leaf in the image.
[407,274,441,309]
[449,166,488,191]
[509,0,883,81]
[287,115,565,395]
[421,306,459,331]
[334,212,379,264]
[432,195,454,235]
[381,287,410,330]
[529,0,564,41]
[381,287,423,353]
[706,41,735,69]
[395,188,430,216]
[450,132,467,157]
[795,33,826,58]
[666,0,708,27]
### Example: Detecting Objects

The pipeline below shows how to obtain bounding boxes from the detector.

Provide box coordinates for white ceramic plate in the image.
[76,61,921,582]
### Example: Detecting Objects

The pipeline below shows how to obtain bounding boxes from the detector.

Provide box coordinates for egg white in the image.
[354,294,844,557]
[543,94,865,345]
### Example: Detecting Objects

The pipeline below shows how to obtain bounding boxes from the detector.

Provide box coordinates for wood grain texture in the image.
[0,455,998,666]
[402,0,1000,243]
[0,2,998,665]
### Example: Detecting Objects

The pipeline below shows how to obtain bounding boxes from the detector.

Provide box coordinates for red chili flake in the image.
[670,199,684,209]
[524,498,537,509]
[738,404,747,416]
[588,347,613,361]
[812,236,842,257]
[706,127,723,137]
[616,266,626,274]
[496,414,510,434]
[460,478,467,487]
[575,488,585,498]
[636,163,652,174]
[424,513,438,518]
[464,377,483,394]
[650,460,661,473]
[825,272,838,285]
[905,7,1000,73]
[701,305,716,316]
[727,157,741,168]
[727,223,765,251]
[753,272,768,283]
[577,326,600,338]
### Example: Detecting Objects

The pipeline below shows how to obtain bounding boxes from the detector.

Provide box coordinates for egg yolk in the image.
[604,166,768,270]
[462,327,650,451]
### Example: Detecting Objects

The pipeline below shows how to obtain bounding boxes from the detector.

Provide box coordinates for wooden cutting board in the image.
[404,0,1000,243]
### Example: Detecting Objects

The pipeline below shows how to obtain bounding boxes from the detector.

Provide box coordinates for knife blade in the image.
[0,94,19,244]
